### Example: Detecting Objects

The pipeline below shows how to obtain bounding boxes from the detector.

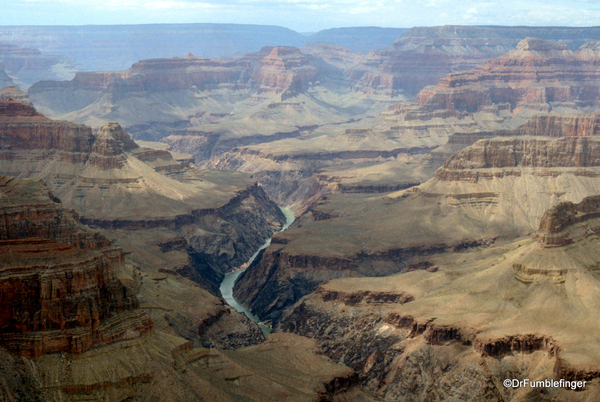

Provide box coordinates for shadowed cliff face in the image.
[242,159,600,402]
[0,176,152,358]
[276,195,600,401]
[0,101,287,351]
[232,109,600,401]
[0,182,373,402]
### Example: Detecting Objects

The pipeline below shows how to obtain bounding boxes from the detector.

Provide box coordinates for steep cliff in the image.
[251,46,319,95]
[386,38,600,127]
[0,179,371,402]
[0,176,151,358]
[353,25,600,96]
[276,194,600,401]
[234,113,600,323]
[516,112,600,137]
[535,195,600,247]
[28,46,353,134]
[0,101,286,350]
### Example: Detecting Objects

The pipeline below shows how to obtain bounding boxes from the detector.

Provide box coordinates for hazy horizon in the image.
[4,0,600,32]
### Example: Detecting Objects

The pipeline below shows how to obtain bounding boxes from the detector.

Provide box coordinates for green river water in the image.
[219,207,295,337]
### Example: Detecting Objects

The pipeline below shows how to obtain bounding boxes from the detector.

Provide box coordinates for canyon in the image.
[0,98,290,349]
[229,111,600,401]
[3,22,600,401]
[0,99,376,401]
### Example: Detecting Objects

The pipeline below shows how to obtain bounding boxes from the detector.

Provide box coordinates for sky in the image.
[3,0,600,32]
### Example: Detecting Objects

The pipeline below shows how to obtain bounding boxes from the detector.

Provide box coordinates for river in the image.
[219,207,295,337]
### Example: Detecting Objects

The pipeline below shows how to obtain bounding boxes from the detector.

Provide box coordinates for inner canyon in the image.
[1,21,600,402]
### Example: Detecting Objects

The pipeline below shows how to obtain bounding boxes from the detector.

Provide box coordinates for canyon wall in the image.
[0,100,286,351]
[0,176,152,358]
[353,25,600,96]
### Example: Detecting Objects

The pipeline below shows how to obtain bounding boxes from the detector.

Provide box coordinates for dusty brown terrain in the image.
[8,25,600,401]
[277,193,600,400]
[202,37,600,211]
[0,99,288,351]
[0,103,377,402]
[229,111,600,400]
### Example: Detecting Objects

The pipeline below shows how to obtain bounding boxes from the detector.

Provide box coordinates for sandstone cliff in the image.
[274,192,600,401]
[0,173,370,400]
[353,25,600,96]
[234,111,600,323]
[0,176,151,358]
[28,46,341,133]
[0,101,286,350]
[385,38,600,128]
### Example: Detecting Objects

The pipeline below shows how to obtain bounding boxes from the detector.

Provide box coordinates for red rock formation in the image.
[88,122,139,169]
[0,176,151,357]
[0,100,93,155]
[516,112,600,137]
[29,45,326,111]
[388,38,600,122]
[353,26,600,95]
[251,46,319,94]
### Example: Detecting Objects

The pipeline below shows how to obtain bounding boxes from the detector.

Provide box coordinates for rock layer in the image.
[0,176,151,357]
[353,25,600,96]
[0,101,286,351]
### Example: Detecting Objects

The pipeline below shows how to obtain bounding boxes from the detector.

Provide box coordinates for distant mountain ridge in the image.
[0,24,408,72]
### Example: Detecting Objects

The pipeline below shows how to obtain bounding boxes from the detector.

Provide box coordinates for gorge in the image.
[220,207,295,336]
[3,20,600,402]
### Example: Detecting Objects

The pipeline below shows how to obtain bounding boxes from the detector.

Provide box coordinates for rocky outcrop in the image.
[0,102,286,275]
[277,238,600,401]
[535,195,600,247]
[353,25,600,96]
[516,113,600,137]
[0,100,93,157]
[438,136,600,176]
[428,111,600,171]
[29,46,325,126]
[251,46,319,94]
[387,38,600,124]
[0,86,32,106]
[0,176,151,357]
[0,102,287,352]
[88,122,139,169]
